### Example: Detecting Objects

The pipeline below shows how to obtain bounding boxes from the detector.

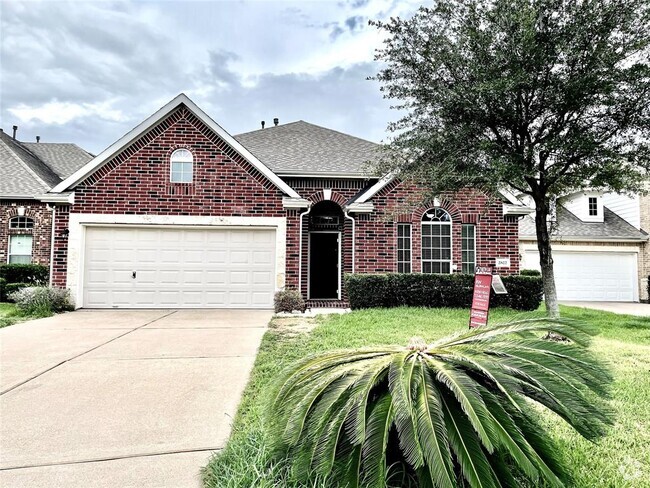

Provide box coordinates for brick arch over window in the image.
[306,190,348,207]
[413,198,462,223]
[7,207,36,219]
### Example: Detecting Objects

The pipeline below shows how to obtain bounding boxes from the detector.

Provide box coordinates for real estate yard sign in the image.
[469,266,493,328]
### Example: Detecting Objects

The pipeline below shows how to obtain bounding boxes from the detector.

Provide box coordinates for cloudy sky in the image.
[1,0,421,154]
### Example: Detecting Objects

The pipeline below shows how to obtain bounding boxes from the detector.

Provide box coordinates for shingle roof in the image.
[21,142,93,180]
[234,121,380,176]
[0,130,92,198]
[519,205,648,241]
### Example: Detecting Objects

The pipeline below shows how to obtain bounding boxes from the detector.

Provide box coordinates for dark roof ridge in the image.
[235,120,380,146]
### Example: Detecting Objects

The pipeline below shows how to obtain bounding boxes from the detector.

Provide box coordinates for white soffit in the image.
[50,93,301,199]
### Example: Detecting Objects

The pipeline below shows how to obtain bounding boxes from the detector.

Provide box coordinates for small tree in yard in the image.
[371,0,650,317]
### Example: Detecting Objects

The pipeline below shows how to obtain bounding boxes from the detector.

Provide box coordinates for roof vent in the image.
[261,120,265,129]
[12,125,17,139]
[273,117,279,126]
[36,136,41,143]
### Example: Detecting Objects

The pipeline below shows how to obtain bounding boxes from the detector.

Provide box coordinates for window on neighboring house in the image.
[421,208,452,274]
[9,216,34,229]
[170,149,193,183]
[461,224,476,274]
[397,223,412,273]
[588,197,598,216]
[8,235,33,264]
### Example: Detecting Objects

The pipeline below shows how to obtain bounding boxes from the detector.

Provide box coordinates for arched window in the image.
[9,216,34,229]
[421,208,452,274]
[170,149,193,183]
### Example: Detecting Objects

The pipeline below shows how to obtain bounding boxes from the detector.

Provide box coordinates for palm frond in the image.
[268,318,613,488]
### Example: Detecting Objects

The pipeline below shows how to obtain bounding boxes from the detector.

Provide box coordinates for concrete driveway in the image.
[561,301,650,316]
[0,309,271,488]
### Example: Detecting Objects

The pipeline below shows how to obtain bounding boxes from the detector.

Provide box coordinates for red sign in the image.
[469,267,493,328]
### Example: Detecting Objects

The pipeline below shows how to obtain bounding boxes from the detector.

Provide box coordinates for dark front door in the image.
[309,232,339,299]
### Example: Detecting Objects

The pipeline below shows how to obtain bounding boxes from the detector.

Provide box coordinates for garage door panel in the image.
[524,250,636,301]
[83,227,276,308]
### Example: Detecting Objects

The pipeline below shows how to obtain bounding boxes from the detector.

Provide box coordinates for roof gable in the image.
[234,121,380,177]
[0,130,62,197]
[51,94,300,198]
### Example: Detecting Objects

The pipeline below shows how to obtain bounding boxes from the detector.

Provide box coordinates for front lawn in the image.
[0,302,51,328]
[202,306,650,487]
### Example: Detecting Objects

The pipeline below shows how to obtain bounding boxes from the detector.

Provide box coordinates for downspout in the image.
[298,205,312,294]
[344,210,355,273]
[48,204,56,287]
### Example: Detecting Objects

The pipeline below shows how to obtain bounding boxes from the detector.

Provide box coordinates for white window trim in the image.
[461,223,476,274]
[588,196,598,216]
[421,209,453,274]
[396,223,412,273]
[9,216,35,229]
[8,234,33,264]
[170,148,194,183]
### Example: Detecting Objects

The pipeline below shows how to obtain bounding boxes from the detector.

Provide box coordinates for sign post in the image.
[469,266,493,328]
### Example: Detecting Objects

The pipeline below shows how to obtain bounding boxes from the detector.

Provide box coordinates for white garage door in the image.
[83,227,276,308]
[525,251,637,301]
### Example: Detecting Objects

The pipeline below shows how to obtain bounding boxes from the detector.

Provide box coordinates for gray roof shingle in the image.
[21,142,93,180]
[234,121,380,176]
[519,205,648,241]
[0,130,92,198]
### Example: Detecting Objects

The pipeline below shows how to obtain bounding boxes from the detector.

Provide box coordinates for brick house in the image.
[42,94,529,309]
[0,128,92,275]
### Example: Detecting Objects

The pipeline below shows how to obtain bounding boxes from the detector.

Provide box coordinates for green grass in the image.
[202,306,650,487]
[0,302,52,328]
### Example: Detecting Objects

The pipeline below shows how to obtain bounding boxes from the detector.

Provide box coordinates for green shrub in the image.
[345,273,543,311]
[0,277,6,302]
[274,289,306,313]
[9,286,74,316]
[520,269,541,276]
[4,282,31,299]
[0,264,49,285]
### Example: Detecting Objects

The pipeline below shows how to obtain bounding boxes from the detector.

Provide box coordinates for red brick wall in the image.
[51,105,291,286]
[50,104,519,298]
[354,181,520,276]
[0,200,53,267]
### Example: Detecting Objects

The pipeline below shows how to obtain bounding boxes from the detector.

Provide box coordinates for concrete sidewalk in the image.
[0,309,271,487]
[561,301,650,316]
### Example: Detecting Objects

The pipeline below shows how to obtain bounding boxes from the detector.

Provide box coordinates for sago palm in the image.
[268,318,613,487]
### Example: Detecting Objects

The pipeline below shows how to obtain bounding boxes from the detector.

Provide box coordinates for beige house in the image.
[520,191,649,302]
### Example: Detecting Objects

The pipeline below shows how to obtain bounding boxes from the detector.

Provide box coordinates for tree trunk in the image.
[534,199,560,318]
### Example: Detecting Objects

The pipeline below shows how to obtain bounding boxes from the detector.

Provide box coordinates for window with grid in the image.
[421,208,452,274]
[588,197,598,216]
[170,149,193,183]
[9,216,34,229]
[461,224,476,274]
[396,223,411,273]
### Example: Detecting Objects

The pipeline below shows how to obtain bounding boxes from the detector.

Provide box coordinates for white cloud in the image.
[8,99,128,125]
[1,0,419,153]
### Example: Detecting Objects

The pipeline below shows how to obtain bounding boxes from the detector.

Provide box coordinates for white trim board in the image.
[50,94,301,199]
[66,213,287,308]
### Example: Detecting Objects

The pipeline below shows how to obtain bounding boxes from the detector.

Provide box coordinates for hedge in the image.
[0,264,48,285]
[345,273,543,311]
[0,278,6,302]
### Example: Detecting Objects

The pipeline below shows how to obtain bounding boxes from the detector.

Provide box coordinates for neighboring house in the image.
[0,128,92,273]
[43,93,530,309]
[519,191,649,302]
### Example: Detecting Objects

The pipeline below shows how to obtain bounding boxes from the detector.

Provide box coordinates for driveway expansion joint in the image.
[0,310,178,396]
[0,447,222,471]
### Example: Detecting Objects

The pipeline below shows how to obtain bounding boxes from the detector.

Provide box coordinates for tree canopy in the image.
[372,0,649,315]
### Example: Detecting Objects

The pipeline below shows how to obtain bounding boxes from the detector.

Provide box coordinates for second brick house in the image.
[42,93,529,308]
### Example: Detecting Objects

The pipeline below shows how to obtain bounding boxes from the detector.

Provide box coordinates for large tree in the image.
[372,0,650,316]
